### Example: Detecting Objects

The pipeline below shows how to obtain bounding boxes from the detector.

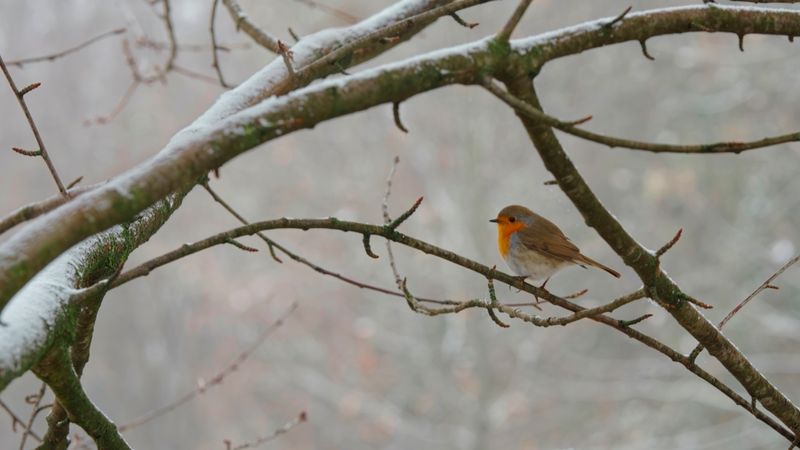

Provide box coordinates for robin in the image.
[490,205,620,290]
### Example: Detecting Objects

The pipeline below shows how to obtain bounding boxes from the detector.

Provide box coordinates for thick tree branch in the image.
[4,4,800,312]
[33,345,130,450]
[0,183,100,236]
[0,0,507,308]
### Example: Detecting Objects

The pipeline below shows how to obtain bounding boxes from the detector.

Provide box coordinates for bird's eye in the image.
[509,217,516,223]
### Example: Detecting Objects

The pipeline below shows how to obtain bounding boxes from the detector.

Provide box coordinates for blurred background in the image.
[1,0,799,449]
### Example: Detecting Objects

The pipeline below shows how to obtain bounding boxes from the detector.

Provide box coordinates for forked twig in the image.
[689,255,800,361]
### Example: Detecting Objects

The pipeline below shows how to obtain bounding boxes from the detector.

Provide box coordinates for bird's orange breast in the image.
[496,222,525,258]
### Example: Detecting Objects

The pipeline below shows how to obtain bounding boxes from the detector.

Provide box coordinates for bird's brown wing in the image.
[517,213,581,263]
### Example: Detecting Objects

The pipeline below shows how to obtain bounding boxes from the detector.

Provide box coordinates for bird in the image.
[490,205,620,290]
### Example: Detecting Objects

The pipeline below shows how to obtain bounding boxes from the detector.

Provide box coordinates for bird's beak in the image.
[489,219,498,223]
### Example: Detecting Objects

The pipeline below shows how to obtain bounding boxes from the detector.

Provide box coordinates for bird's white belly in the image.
[504,242,570,281]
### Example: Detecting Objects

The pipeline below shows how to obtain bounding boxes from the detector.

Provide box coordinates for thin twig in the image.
[655,228,683,258]
[482,77,800,154]
[222,0,281,53]
[277,40,296,77]
[161,0,178,72]
[689,254,800,361]
[202,181,477,308]
[603,6,632,29]
[6,28,126,67]
[450,12,478,29]
[496,0,533,42]
[211,0,232,88]
[202,182,281,262]
[18,383,47,450]
[293,0,360,24]
[1,53,67,195]
[0,399,42,443]
[118,302,297,432]
[86,79,139,125]
[226,411,307,450]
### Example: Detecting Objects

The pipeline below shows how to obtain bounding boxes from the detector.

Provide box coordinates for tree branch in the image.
[502,75,800,436]
[0,183,101,236]
[496,0,533,42]
[6,28,126,67]
[0,53,67,195]
[33,345,131,449]
[221,0,282,53]
[482,77,800,154]
[689,254,800,361]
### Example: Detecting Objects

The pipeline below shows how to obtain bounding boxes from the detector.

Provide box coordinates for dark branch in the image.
[1,54,67,195]
[6,28,126,67]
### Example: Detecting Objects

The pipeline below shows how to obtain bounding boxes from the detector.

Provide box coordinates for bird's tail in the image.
[576,254,621,278]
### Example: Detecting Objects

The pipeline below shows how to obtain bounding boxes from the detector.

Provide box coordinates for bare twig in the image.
[603,6,632,29]
[689,254,800,361]
[656,228,683,258]
[6,28,126,67]
[211,0,233,88]
[0,399,42,443]
[450,12,478,29]
[86,79,139,125]
[171,64,222,85]
[293,0,360,24]
[118,302,297,432]
[277,40,296,77]
[496,0,533,42]
[1,53,67,195]
[226,411,307,450]
[222,0,281,53]
[18,383,47,450]
[161,0,178,72]
[482,77,800,154]
[201,181,472,307]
